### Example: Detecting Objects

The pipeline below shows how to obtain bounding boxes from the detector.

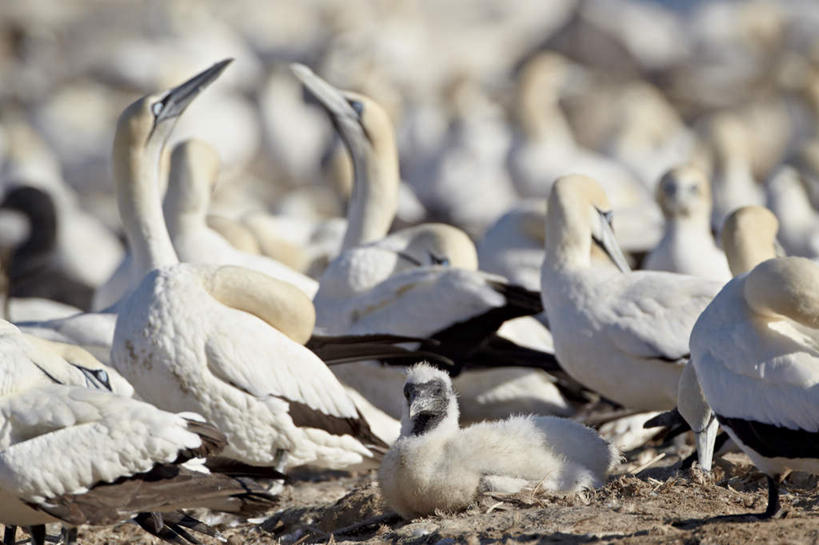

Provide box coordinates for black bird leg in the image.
[28,525,46,545]
[60,528,78,545]
[760,475,786,519]
[3,526,16,545]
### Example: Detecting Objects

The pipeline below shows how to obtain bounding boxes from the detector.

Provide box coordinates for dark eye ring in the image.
[348,99,364,117]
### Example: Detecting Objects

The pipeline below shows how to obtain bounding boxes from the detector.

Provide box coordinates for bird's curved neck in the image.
[544,195,592,272]
[16,202,57,259]
[664,214,712,238]
[744,258,819,328]
[767,171,814,227]
[518,81,573,146]
[341,139,399,250]
[116,136,179,278]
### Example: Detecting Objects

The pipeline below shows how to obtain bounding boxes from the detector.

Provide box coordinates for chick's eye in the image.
[403,385,411,399]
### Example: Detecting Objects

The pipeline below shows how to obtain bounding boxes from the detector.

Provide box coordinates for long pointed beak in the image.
[290,63,368,150]
[695,416,719,472]
[595,210,631,273]
[157,59,233,122]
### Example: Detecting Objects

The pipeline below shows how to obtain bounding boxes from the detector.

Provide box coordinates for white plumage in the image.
[766,165,819,259]
[0,319,270,536]
[102,67,386,471]
[163,138,319,297]
[644,165,731,282]
[0,385,210,526]
[688,257,819,517]
[378,363,617,519]
[541,174,722,410]
[113,263,383,470]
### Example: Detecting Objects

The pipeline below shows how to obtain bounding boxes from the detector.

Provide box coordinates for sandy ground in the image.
[63,443,819,545]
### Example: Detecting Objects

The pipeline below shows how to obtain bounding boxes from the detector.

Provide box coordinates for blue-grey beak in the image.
[594,209,631,273]
[154,59,233,123]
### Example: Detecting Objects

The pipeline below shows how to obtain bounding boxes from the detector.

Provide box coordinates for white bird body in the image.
[766,165,819,258]
[16,310,116,365]
[541,175,722,410]
[314,223,478,313]
[0,384,211,526]
[113,262,377,469]
[101,62,386,474]
[5,298,81,322]
[478,200,546,291]
[293,65,569,423]
[545,267,716,409]
[379,364,616,519]
[0,318,263,530]
[0,119,124,289]
[452,367,571,422]
[644,166,731,282]
[689,256,819,516]
[643,220,731,281]
[318,266,506,337]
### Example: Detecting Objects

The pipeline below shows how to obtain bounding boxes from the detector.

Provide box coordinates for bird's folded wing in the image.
[204,319,361,422]
[606,275,721,362]
[0,385,214,503]
[31,464,276,525]
[344,268,508,337]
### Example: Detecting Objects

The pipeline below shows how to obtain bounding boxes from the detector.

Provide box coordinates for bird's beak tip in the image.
[290,63,312,80]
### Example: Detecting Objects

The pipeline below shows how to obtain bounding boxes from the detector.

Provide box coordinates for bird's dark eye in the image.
[429,253,450,266]
[348,99,364,117]
[403,384,411,399]
[92,369,111,390]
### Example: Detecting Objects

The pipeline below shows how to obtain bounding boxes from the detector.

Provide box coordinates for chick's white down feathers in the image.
[379,364,617,519]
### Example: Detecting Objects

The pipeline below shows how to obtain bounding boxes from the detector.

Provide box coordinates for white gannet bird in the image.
[107,68,390,470]
[707,113,764,230]
[162,138,318,297]
[292,64,479,297]
[15,61,233,363]
[0,385,275,544]
[0,321,275,545]
[378,363,617,519]
[676,205,777,466]
[291,65,555,363]
[290,64,564,408]
[765,165,819,259]
[686,247,819,518]
[113,264,388,471]
[643,165,731,282]
[541,175,723,410]
[507,52,662,254]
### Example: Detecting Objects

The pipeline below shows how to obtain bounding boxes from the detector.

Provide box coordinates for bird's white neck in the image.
[116,135,179,280]
[341,138,399,250]
[544,195,592,272]
[664,214,713,239]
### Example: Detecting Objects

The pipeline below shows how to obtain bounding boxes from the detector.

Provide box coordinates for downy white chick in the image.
[378,363,617,519]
